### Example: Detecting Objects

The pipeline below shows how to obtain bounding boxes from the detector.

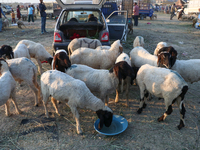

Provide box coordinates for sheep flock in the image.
[1,36,199,135]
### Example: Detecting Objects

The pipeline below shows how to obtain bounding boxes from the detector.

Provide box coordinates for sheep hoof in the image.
[137,108,143,114]
[17,110,22,114]
[157,115,164,122]
[142,103,146,108]
[177,120,185,130]
[34,104,39,107]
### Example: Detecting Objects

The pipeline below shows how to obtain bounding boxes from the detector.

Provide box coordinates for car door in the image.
[56,0,106,9]
[106,10,128,41]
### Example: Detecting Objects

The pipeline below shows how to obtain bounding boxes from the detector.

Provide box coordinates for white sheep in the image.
[130,46,172,69]
[68,38,102,56]
[133,36,144,48]
[0,59,22,116]
[66,61,135,104]
[115,52,132,106]
[154,42,167,56]
[16,40,53,74]
[70,40,123,69]
[171,59,200,83]
[7,57,41,106]
[41,70,113,134]
[13,43,31,59]
[136,64,188,130]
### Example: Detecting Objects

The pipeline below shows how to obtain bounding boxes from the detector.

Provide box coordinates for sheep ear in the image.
[157,55,161,67]
[53,55,58,70]
[114,65,122,84]
[119,46,123,53]
[96,110,105,130]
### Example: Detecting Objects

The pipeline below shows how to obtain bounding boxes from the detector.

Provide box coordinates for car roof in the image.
[56,0,106,10]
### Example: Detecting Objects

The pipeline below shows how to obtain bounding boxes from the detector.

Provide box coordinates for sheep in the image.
[136,64,188,130]
[154,42,167,56]
[156,46,178,67]
[13,44,31,59]
[7,57,41,106]
[16,40,53,74]
[171,59,200,84]
[2,19,9,29]
[0,45,14,59]
[70,40,123,69]
[130,46,172,69]
[133,36,144,48]
[115,52,133,106]
[68,38,102,56]
[17,20,26,29]
[41,70,113,134]
[0,58,22,116]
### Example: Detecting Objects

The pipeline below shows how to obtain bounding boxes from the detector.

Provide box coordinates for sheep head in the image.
[53,51,71,72]
[0,45,14,59]
[157,52,172,69]
[157,46,177,67]
[0,58,9,73]
[96,109,113,130]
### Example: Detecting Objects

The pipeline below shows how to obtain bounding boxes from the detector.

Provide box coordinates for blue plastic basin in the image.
[94,115,128,136]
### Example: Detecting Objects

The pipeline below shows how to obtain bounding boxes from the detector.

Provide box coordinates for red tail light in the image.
[54,32,62,42]
[101,32,109,42]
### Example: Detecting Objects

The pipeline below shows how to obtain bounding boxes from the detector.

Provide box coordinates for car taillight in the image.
[101,32,109,42]
[54,32,62,42]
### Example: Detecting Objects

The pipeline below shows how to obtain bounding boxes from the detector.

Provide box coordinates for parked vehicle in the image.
[101,2,118,18]
[44,1,62,19]
[184,0,200,15]
[132,0,154,20]
[53,0,128,55]
[2,5,12,14]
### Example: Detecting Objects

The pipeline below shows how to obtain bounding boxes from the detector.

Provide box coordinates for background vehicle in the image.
[132,0,154,20]
[53,0,128,55]
[184,0,200,15]
[2,5,12,14]
[44,2,62,19]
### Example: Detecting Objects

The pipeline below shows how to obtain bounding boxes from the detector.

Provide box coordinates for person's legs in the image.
[44,16,47,32]
[31,14,34,23]
[0,18,2,32]
[28,14,31,24]
[41,17,45,33]
[134,15,136,26]
[135,16,138,26]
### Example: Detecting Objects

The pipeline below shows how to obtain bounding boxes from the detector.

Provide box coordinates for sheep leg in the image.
[115,88,119,103]
[158,100,173,122]
[28,82,40,107]
[125,77,131,107]
[51,97,61,116]
[33,79,42,104]
[10,91,22,114]
[137,90,148,114]
[121,80,124,93]
[177,97,186,130]
[5,101,11,116]
[36,58,43,75]
[105,95,109,106]
[43,97,49,118]
[69,106,82,134]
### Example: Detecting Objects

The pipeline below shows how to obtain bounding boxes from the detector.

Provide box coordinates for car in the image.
[53,0,128,55]
[2,5,12,14]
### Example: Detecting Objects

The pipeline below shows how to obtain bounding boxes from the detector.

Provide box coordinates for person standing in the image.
[39,0,47,34]
[28,5,34,25]
[195,8,200,29]
[11,10,16,24]
[170,3,177,20]
[0,3,7,32]
[17,5,21,20]
[133,2,139,26]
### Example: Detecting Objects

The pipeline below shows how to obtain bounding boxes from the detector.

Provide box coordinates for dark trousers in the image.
[170,12,175,20]
[41,16,46,33]
[134,15,139,26]
[28,14,34,22]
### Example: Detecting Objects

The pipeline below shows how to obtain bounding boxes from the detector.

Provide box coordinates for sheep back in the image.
[13,44,31,59]
[133,36,144,48]
[154,42,167,56]
[68,38,102,55]
[115,52,131,66]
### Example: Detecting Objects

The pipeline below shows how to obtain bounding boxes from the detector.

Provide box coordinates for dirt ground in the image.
[0,12,200,150]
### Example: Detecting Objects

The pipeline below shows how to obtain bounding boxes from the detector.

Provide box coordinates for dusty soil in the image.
[0,12,200,150]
